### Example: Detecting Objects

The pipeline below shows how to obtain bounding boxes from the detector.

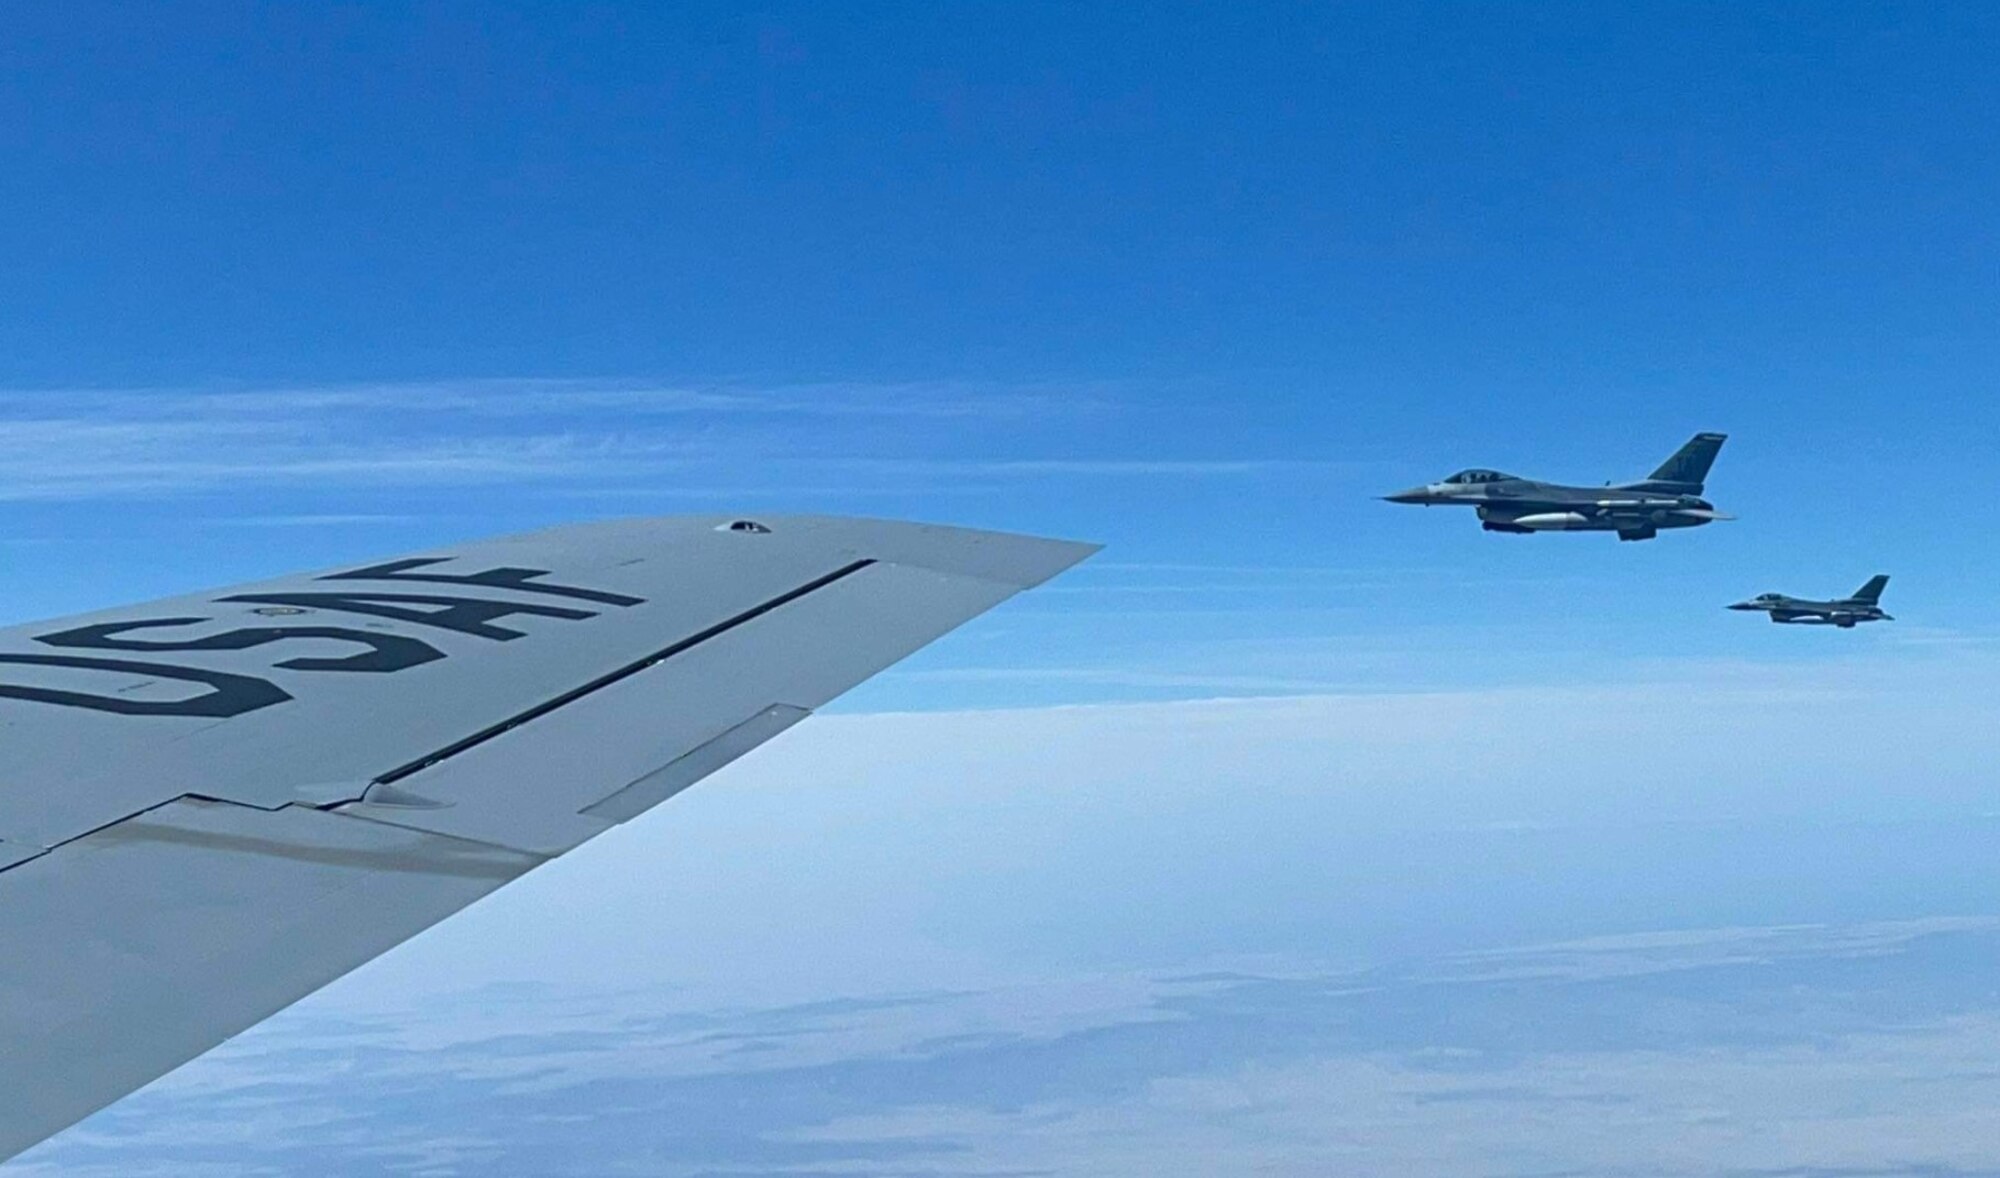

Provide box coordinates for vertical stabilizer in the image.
[1849,574,1890,604]
[1645,432,1728,490]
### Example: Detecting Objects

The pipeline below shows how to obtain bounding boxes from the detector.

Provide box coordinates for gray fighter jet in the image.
[1383,432,1731,541]
[1729,575,1893,627]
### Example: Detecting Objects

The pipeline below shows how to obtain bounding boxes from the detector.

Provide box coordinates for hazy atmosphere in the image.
[3,4,1997,1175]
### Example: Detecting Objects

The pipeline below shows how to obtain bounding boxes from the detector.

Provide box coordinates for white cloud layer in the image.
[0,380,1297,501]
[4,669,1993,1175]
[18,917,2000,1178]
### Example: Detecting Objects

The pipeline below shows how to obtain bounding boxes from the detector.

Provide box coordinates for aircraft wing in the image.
[0,514,1095,1163]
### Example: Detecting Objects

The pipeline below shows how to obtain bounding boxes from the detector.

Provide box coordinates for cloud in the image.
[0,379,1083,423]
[0,413,707,500]
[6,676,2000,1175]
[0,380,1293,502]
[818,457,1343,477]
[208,513,425,528]
[842,686,1995,860]
[16,919,2000,1177]
[272,675,2000,1032]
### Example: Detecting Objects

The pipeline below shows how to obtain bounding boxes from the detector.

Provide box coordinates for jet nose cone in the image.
[1381,486,1437,505]
[1727,601,1759,611]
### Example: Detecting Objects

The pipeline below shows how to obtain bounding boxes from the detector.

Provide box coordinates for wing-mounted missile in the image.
[1509,512,1593,531]
[1594,497,1735,526]
[1514,506,1732,532]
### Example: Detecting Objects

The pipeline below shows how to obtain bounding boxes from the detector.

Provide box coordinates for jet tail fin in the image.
[1849,574,1890,604]
[1642,432,1728,491]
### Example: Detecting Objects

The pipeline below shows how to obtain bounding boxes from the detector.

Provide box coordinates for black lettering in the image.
[320,558,645,607]
[218,591,594,640]
[0,654,290,717]
[36,618,445,673]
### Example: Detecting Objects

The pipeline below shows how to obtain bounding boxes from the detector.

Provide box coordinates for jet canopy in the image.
[1442,469,1512,485]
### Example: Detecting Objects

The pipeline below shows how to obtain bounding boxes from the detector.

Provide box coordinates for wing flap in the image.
[582,703,811,824]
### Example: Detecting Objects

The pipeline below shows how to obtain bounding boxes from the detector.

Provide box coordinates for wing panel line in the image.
[367,558,877,788]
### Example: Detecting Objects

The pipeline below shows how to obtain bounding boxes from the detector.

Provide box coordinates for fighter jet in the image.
[1729,575,1893,627]
[1382,432,1731,541]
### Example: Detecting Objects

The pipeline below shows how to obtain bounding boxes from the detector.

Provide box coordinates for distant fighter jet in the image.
[1383,432,1731,541]
[1729,575,1893,627]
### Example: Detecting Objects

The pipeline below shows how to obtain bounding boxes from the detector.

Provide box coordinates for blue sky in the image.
[2,1,1998,702]
[5,4,2000,1174]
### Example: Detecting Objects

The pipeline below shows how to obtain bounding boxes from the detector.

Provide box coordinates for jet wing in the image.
[0,514,1095,1163]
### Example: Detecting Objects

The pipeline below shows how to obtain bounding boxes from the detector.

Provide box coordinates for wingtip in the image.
[992,534,1102,589]
[755,515,1101,590]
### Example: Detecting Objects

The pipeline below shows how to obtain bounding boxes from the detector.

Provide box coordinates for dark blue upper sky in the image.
[5,2,1995,388]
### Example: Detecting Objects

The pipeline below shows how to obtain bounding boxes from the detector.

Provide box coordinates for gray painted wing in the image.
[0,514,1095,1164]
